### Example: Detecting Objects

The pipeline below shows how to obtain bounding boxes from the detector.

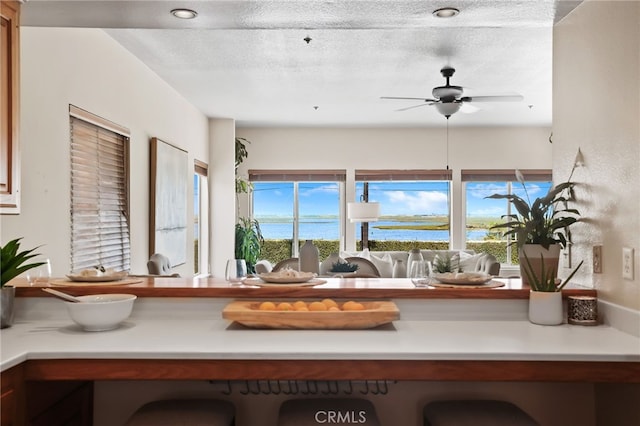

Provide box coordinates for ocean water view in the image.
[256,218,490,241]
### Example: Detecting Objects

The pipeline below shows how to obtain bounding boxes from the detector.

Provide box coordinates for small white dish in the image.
[64,294,136,331]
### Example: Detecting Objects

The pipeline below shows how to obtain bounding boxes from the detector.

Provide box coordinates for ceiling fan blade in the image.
[461,95,524,103]
[381,96,438,102]
[460,103,479,114]
[395,103,432,112]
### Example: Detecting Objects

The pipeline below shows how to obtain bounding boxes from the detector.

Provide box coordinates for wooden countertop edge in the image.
[22,359,640,383]
[12,277,597,299]
[14,285,597,299]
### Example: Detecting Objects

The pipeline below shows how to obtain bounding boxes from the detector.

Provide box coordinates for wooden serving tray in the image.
[222,300,399,329]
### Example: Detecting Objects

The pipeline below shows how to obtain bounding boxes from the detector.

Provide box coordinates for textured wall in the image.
[553,0,640,310]
[1,27,209,277]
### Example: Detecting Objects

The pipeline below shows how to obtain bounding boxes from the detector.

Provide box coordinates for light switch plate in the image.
[622,247,634,280]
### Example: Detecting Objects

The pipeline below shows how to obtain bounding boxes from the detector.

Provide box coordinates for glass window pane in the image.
[356,180,450,245]
[193,174,200,274]
[298,182,340,241]
[253,181,294,240]
[464,179,553,265]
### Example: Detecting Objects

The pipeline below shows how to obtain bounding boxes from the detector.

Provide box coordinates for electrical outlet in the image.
[593,245,602,274]
[622,247,634,280]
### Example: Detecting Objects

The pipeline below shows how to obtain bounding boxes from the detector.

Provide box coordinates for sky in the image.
[252,181,552,218]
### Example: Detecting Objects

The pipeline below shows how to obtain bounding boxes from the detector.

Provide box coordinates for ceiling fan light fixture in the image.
[171,8,198,19]
[435,102,461,117]
[432,7,460,18]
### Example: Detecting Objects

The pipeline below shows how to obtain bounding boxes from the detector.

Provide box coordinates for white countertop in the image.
[2,297,639,372]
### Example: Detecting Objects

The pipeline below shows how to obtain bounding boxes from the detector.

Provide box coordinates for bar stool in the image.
[278,398,380,425]
[126,399,235,426]
[423,400,538,426]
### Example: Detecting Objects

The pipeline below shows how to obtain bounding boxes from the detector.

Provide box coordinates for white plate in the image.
[242,277,327,287]
[257,272,316,283]
[65,271,128,282]
[434,272,493,285]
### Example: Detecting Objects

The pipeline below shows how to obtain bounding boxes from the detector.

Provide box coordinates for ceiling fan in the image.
[381,66,524,118]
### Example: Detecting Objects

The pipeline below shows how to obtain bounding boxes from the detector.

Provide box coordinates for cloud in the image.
[383,190,448,214]
[299,184,339,197]
[467,183,508,198]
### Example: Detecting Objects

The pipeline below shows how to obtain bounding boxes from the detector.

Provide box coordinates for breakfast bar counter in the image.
[12,276,597,299]
[2,278,639,425]
[2,287,639,382]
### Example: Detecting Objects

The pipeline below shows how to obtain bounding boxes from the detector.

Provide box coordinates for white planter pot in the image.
[519,244,561,286]
[529,290,563,325]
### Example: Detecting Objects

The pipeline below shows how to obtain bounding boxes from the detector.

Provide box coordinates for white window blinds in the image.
[249,169,346,182]
[69,106,130,272]
[461,169,552,182]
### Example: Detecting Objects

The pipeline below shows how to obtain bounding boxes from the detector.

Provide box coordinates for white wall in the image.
[553,0,640,310]
[0,27,209,277]
[236,126,553,250]
[209,118,237,277]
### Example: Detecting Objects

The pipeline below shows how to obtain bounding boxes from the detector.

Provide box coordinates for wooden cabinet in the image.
[1,365,92,426]
[27,381,93,426]
[0,1,20,214]
[1,365,25,426]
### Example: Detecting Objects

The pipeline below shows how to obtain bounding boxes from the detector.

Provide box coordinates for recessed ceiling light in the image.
[171,9,198,19]
[432,7,460,18]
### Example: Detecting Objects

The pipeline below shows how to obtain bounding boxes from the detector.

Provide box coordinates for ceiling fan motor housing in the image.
[432,85,463,101]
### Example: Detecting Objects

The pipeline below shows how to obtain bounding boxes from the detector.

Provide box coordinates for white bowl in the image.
[64,294,136,331]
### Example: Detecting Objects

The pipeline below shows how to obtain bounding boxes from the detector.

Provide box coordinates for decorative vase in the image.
[1,286,16,329]
[299,240,320,274]
[392,259,406,278]
[528,290,563,325]
[407,249,424,278]
[519,244,561,286]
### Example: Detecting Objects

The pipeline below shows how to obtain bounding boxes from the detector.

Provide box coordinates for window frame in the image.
[194,159,209,276]
[354,169,453,248]
[249,169,346,257]
[462,169,553,266]
[69,105,131,272]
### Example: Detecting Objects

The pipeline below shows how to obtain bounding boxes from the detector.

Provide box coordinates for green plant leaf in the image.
[1,238,46,286]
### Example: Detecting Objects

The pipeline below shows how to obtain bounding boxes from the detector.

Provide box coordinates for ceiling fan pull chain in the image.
[446,117,450,170]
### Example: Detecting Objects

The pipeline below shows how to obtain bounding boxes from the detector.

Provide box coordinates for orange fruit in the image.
[308,301,328,311]
[321,298,338,309]
[295,306,309,311]
[328,306,341,312]
[292,300,308,310]
[258,301,276,311]
[276,302,293,311]
[342,301,365,311]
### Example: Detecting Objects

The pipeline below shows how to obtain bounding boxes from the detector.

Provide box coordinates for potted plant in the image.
[522,251,583,325]
[1,238,46,328]
[486,172,580,285]
[235,217,264,274]
[235,137,251,194]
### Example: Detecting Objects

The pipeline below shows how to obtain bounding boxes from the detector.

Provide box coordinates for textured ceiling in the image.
[21,0,583,127]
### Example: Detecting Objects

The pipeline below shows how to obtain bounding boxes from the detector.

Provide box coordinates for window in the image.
[355,170,452,249]
[250,170,345,263]
[194,160,209,275]
[462,169,552,265]
[69,105,130,272]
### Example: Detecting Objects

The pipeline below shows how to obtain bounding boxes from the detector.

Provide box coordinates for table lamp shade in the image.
[347,202,380,223]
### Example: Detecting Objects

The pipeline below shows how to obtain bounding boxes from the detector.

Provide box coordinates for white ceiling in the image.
[21,0,583,128]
